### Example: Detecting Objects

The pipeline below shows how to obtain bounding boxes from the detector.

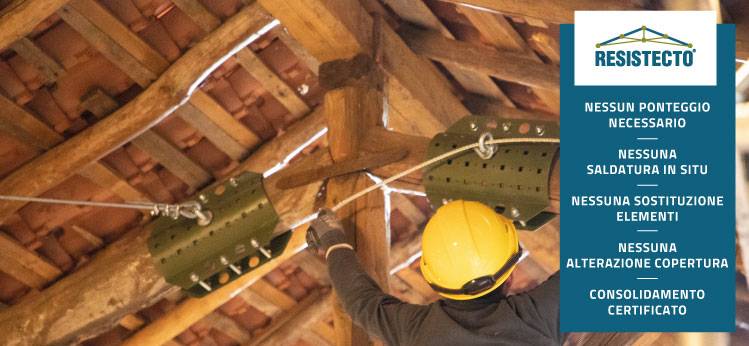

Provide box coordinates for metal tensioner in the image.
[149,200,213,226]
[423,115,560,230]
[147,172,292,297]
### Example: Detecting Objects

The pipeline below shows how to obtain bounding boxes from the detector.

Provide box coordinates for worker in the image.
[307,200,561,346]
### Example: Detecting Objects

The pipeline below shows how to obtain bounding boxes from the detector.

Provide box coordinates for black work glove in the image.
[307,209,349,257]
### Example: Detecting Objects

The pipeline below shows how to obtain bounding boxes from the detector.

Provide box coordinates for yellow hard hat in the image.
[420,200,520,300]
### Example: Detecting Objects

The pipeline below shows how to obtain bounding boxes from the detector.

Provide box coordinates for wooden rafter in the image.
[463,94,558,122]
[9,38,65,85]
[173,0,312,121]
[401,26,559,92]
[204,312,252,344]
[0,94,149,288]
[439,0,642,24]
[59,0,258,189]
[457,7,560,112]
[258,0,469,137]
[0,233,61,289]
[79,89,213,190]
[0,3,274,223]
[383,0,515,106]
[0,0,70,50]
[237,287,283,318]
[248,289,331,346]
[235,48,312,118]
[0,94,62,150]
[171,0,221,33]
[0,114,327,344]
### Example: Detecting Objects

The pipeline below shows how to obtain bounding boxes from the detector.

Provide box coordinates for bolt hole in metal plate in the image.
[148,172,285,297]
[424,116,559,231]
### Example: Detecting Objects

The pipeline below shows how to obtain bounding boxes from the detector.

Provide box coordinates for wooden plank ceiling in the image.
[0,0,745,345]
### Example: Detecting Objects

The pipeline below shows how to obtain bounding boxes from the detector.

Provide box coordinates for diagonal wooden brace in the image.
[274,147,408,189]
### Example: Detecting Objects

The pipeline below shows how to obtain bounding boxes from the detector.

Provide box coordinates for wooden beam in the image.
[389,193,425,228]
[0,94,62,150]
[401,26,559,91]
[171,0,221,33]
[69,225,104,248]
[64,0,259,162]
[67,0,260,151]
[57,2,159,87]
[0,0,69,50]
[79,89,213,190]
[440,0,641,24]
[383,0,515,105]
[0,142,325,345]
[293,249,330,285]
[247,279,297,311]
[321,56,389,346]
[312,319,336,345]
[121,226,313,346]
[726,0,749,59]
[252,232,429,345]
[578,332,652,346]
[248,290,331,346]
[188,91,261,150]
[118,313,145,331]
[301,329,334,346]
[529,33,560,65]
[0,3,274,223]
[662,0,720,12]
[241,107,326,174]
[734,97,747,298]
[237,287,283,317]
[463,94,558,122]
[131,131,212,189]
[274,27,321,75]
[457,7,560,112]
[361,128,429,186]
[10,37,65,85]
[153,0,311,130]
[737,103,749,149]
[0,233,62,289]
[0,97,150,287]
[64,0,252,168]
[107,129,331,346]
[205,312,251,344]
[0,119,45,154]
[177,102,247,161]
[258,0,469,137]
[236,48,311,118]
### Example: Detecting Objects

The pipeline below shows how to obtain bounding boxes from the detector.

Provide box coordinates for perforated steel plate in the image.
[424,116,559,230]
[148,172,285,296]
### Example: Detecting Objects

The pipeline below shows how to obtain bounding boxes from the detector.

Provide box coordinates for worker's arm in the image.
[308,210,427,345]
[506,271,561,343]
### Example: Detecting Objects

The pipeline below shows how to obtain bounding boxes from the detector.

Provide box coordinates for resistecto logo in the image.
[574,11,715,86]
[595,25,695,67]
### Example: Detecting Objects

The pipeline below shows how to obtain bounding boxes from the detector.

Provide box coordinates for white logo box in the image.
[574,11,717,86]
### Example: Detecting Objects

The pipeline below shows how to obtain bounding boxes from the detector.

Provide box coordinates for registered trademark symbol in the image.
[692,49,696,52]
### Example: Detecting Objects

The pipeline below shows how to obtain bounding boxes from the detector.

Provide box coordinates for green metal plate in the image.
[183,231,292,297]
[424,116,559,230]
[148,172,280,296]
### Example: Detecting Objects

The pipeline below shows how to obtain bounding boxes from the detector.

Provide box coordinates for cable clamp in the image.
[150,201,213,226]
[475,132,497,160]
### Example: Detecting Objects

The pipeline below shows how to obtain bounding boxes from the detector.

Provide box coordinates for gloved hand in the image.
[307,209,350,257]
